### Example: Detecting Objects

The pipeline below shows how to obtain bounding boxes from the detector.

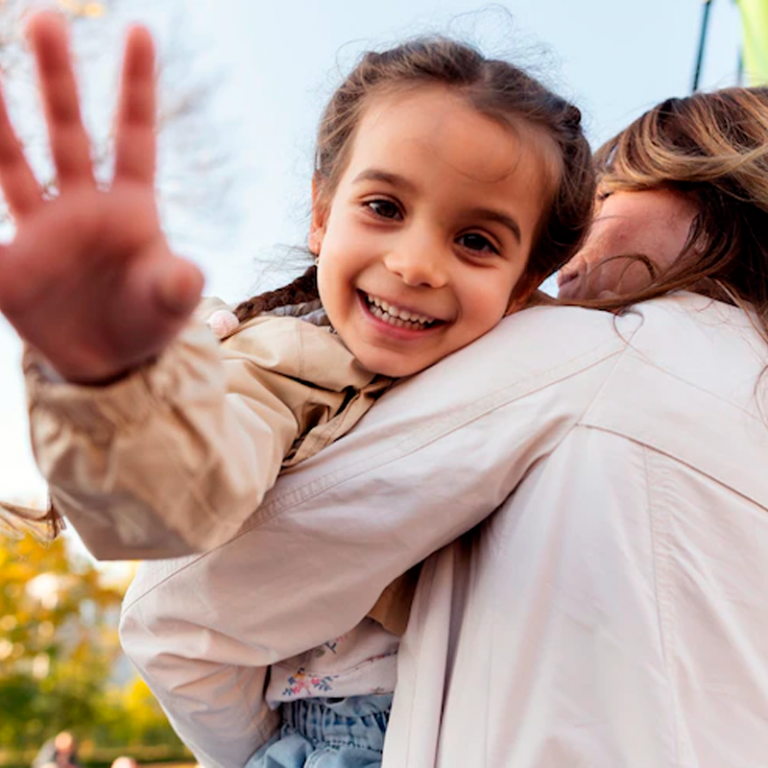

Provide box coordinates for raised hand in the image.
[0,12,204,383]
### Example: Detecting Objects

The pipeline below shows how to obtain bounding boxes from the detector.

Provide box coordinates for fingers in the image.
[27,12,95,190]
[0,82,44,219]
[114,26,157,184]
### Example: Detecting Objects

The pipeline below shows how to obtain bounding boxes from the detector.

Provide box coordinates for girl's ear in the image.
[309,174,328,255]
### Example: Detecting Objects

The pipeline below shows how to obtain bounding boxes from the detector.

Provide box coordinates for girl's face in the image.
[312,86,556,377]
[557,189,699,300]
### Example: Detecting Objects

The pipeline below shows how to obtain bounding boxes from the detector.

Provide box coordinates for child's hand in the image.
[0,12,204,384]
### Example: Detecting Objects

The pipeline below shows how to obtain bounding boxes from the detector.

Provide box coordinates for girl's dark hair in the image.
[582,87,768,342]
[0,500,63,541]
[235,36,595,323]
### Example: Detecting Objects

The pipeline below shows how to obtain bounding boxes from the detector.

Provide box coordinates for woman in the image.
[121,88,768,767]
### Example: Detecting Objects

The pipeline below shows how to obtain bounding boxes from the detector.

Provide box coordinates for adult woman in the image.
[122,88,768,767]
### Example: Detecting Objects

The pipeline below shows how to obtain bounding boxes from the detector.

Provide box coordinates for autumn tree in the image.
[0,534,186,757]
[0,534,122,749]
[0,0,230,237]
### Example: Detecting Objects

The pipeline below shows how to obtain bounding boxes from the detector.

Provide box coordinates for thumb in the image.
[151,254,205,317]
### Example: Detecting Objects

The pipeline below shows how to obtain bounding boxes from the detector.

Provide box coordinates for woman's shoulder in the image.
[626,292,767,376]
[400,293,763,422]
[520,292,764,367]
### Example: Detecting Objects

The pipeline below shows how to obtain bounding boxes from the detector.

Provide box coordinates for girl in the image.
[0,11,593,768]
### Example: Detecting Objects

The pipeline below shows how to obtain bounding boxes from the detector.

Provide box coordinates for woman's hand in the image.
[0,12,204,384]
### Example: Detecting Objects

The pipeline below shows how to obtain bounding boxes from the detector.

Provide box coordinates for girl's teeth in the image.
[366,294,434,329]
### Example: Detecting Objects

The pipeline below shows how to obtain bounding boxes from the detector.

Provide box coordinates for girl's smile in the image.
[312,86,557,378]
[361,292,442,328]
[357,290,446,342]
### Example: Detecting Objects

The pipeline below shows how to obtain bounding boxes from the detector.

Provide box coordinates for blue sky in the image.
[0,0,744,504]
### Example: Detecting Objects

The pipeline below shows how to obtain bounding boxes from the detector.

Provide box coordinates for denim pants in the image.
[246,694,393,768]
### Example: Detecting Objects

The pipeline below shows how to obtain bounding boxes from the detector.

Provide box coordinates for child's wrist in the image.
[56,364,140,387]
[43,357,144,387]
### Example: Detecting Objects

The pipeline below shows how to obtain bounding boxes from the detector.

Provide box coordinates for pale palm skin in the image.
[0,12,204,383]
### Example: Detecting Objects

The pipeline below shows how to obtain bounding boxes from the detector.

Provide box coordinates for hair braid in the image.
[234,265,319,324]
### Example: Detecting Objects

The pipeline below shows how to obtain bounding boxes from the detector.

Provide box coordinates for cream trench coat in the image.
[116,293,768,768]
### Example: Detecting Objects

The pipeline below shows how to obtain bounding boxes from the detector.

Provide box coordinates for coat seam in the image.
[646,448,700,768]
[644,446,682,767]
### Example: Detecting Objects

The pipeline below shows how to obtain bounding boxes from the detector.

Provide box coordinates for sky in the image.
[0,0,744,508]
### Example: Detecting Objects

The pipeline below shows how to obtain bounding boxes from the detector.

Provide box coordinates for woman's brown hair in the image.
[235,37,596,322]
[583,87,768,342]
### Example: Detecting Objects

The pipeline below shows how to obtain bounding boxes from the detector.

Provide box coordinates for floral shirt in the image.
[266,618,399,706]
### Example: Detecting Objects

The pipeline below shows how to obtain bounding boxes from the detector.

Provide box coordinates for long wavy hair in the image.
[576,87,768,344]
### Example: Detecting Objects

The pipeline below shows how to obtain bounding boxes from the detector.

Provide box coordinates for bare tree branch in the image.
[0,0,233,249]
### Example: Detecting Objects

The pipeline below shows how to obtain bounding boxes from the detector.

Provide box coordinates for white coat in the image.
[120,293,768,767]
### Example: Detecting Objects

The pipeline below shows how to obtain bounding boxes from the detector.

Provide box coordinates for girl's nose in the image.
[384,239,448,289]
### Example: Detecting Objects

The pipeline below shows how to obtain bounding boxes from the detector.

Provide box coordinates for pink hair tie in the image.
[207,309,239,339]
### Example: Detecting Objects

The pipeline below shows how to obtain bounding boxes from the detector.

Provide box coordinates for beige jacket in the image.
[120,294,768,767]
[13,300,420,634]
[17,299,389,558]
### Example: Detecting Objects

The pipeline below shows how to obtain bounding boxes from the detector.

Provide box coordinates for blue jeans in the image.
[247,694,392,768]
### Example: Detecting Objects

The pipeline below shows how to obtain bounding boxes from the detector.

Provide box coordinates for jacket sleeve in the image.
[24,318,300,560]
[119,307,634,768]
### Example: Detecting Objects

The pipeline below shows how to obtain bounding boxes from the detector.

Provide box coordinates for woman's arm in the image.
[120,305,635,767]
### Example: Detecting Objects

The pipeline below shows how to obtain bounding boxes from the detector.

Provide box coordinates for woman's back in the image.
[122,293,768,767]
[123,84,768,765]
[384,293,768,767]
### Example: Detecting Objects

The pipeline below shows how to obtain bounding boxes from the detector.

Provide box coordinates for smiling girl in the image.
[306,85,556,379]
[0,13,594,767]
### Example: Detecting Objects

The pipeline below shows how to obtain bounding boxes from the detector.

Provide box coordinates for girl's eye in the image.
[457,232,499,255]
[366,199,401,220]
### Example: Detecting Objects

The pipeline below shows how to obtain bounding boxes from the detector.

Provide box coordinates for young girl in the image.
[0,12,594,768]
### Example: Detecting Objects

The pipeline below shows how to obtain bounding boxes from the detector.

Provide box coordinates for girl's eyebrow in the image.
[352,168,417,193]
[467,207,521,243]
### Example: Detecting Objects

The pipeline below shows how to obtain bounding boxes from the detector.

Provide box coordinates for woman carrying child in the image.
[3,11,768,768]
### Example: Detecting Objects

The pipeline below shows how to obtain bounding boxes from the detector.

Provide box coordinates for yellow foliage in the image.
[0,532,124,682]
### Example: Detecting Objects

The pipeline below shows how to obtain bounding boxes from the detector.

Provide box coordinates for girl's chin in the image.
[351,344,432,378]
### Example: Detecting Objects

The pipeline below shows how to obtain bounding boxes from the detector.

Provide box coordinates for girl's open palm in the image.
[0,12,203,383]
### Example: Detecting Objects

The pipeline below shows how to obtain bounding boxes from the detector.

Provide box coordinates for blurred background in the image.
[0,0,757,764]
